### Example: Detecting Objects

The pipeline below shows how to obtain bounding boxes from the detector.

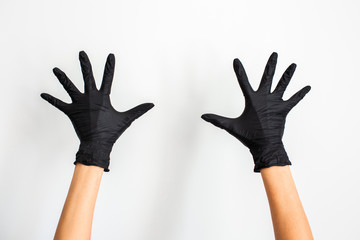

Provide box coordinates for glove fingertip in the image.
[107,53,115,64]
[128,103,155,120]
[53,67,65,81]
[233,58,243,73]
[40,93,49,100]
[271,52,278,58]
[201,114,220,125]
[79,50,87,58]
[301,85,311,98]
[141,103,155,113]
[53,67,60,74]
[233,58,240,67]
[201,114,210,121]
[146,102,155,109]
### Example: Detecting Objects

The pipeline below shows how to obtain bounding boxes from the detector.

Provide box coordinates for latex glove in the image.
[202,52,310,172]
[41,51,154,171]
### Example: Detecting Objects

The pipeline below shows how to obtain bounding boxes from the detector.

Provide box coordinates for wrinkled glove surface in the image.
[202,52,310,172]
[41,51,154,171]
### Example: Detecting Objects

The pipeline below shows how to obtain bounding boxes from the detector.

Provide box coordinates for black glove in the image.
[41,51,154,171]
[201,52,310,172]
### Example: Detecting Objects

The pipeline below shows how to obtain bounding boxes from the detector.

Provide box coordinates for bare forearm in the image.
[260,166,313,240]
[54,163,103,240]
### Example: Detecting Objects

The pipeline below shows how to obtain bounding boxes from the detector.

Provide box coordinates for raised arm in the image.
[41,51,154,239]
[261,166,312,239]
[54,164,103,240]
[201,52,313,239]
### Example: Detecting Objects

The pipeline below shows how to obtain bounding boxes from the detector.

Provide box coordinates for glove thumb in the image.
[201,114,232,130]
[126,103,155,122]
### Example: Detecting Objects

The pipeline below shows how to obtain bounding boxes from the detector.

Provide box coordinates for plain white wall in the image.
[1,0,359,239]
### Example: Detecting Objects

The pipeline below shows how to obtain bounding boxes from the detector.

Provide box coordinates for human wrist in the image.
[250,143,291,172]
[74,140,114,172]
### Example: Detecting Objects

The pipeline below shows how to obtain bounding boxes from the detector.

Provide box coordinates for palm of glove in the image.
[226,92,288,150]
[202,52,310,172]
[66,91,142,146]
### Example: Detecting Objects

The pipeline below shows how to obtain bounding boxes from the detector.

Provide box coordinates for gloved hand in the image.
[201,52,310,172]
[41,51,154,171]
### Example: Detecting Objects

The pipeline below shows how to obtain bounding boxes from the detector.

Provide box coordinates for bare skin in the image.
[54,163,103,240]
[261,166,313,240]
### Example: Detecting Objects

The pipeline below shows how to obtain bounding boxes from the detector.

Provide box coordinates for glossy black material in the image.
[41,51,154,171]
[202,52,310,172]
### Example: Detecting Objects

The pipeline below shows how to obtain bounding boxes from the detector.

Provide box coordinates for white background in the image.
[1,0,359,239]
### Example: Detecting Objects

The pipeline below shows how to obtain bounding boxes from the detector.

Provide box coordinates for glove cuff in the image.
[251,144,291,173]
[74,141,113,172]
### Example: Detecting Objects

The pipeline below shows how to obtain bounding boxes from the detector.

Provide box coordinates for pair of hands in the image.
[41,51,310,172]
